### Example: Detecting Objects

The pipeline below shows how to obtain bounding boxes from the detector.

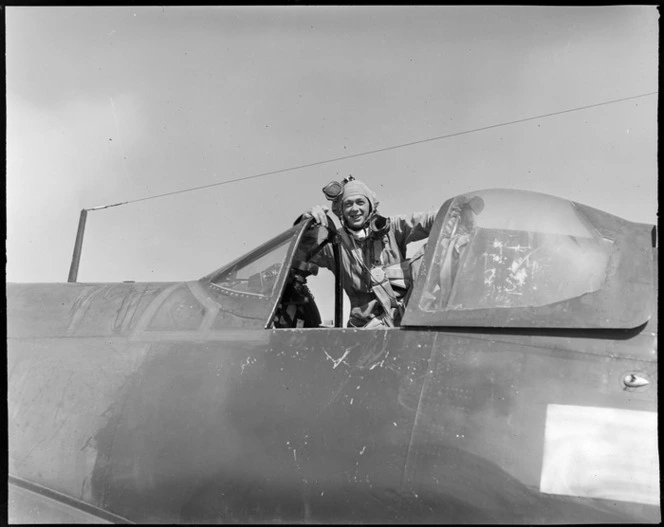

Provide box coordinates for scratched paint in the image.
[439,228,613,310]
[8,312,659,523]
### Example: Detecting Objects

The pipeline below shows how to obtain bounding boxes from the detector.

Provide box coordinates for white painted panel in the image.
[540,404,659,506]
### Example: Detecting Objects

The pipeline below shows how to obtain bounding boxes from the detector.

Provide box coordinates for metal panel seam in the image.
[400,331,439,491]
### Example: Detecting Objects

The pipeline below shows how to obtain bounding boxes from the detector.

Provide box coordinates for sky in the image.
[6,6,659,296]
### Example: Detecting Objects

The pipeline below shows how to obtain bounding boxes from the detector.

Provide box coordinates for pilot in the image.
[298,178,435,328]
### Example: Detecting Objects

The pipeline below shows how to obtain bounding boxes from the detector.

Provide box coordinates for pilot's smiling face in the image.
[342,194,371,230]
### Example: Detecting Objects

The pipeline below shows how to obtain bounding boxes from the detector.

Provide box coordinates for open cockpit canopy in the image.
[402,189,655,329]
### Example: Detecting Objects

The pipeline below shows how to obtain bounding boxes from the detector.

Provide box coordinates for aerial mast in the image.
[67,209,88,283]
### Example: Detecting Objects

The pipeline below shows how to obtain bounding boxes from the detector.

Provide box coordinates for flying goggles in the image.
[322,175,355,202]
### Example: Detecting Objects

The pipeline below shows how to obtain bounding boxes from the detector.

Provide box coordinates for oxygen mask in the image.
[368,214,390,238]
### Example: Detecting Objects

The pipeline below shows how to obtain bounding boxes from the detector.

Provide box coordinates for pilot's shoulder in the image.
[389,210,437,226]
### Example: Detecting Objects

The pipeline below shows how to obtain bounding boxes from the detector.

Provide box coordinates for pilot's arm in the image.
[390,210,437,256]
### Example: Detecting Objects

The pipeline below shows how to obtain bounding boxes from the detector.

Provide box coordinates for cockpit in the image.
[202,189,655,331]
[208,221,330,329]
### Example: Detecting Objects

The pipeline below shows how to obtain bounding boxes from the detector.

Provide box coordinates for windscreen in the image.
[212,238,291,298]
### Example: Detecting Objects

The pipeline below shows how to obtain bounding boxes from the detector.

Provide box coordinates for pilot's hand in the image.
[302,205,330,228]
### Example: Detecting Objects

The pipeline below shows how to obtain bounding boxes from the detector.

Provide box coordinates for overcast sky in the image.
[6,6,658,290]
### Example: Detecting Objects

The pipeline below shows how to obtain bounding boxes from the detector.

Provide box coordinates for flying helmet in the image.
[322,176,387,235]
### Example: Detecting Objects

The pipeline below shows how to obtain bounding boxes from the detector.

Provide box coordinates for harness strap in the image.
[327,213,402,327]
[326,213,355,253]
[370,268,398,307]
[367,268,396,327]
